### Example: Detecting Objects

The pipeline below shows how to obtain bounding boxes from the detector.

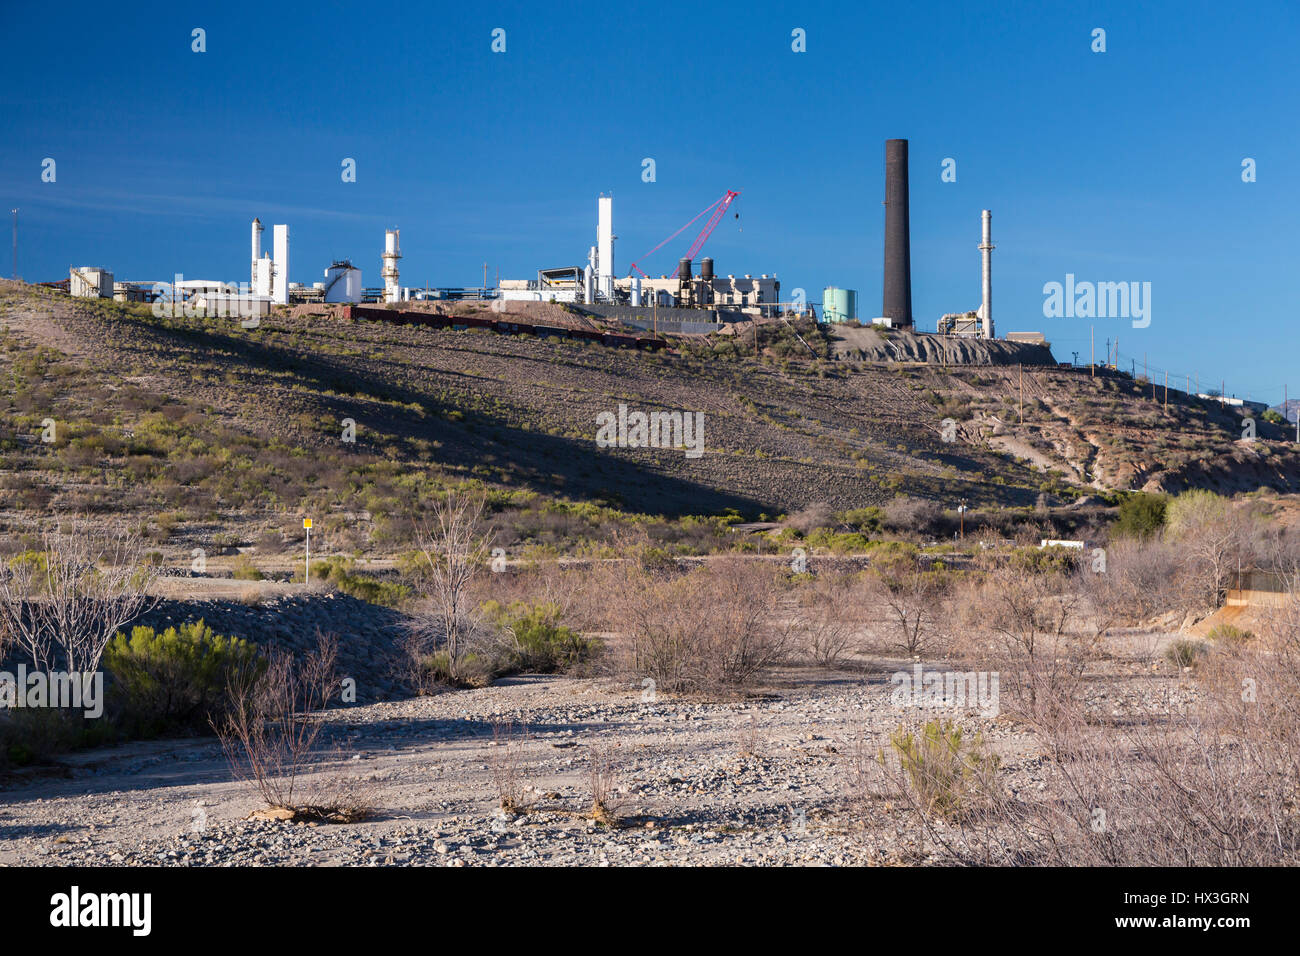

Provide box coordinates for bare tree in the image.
[406,490,492,681]
[866,551,949,657]
[0,524,157,674]
[216,632,370,820]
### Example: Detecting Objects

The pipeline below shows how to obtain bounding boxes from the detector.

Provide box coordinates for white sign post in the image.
[303,517,312,584]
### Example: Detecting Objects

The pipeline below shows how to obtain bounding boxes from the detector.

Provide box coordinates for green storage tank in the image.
[823,287,857,323]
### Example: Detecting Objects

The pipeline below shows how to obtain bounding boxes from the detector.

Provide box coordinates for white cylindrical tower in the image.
[272,224,289,305]
[631,275,642,307]
[597,195,613,301]
[251,218,262,289]
[979,209,994,339]
[382,229,402,304]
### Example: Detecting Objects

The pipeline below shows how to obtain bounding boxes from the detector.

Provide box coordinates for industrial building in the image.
[69,266,113,298]
[937,209,996,339]
[498,194,783,318]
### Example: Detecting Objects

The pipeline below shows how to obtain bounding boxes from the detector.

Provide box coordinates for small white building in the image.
[70,266,113,298]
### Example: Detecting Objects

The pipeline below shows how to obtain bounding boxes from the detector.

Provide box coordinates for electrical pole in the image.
[1019,364,1023,423]
[1164,371,1168,411]
[1090,326,1094,376]
[9,208,16,280]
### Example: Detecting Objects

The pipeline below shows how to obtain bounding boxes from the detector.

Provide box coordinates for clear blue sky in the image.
[2,0,1296,404]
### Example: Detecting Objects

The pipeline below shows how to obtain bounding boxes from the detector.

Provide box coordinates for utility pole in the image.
[1164,370,1168,410]
[9,208,16,280]
[1090,325,1094,377]
[1019,364,1024,423]
[958,499,967,539]
[482,262,487,295]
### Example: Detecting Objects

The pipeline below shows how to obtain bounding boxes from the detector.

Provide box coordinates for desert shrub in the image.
[882,719,1000,819]
[615,556,791,695]
[1206,623,1253,646]
[1114,493,1168,540]
[231,554,264,581]
[312,557,410,608]
[216,632,373,821]
[1165,638,1208,669]
[789,572,861,667]
[480,599,597,673]
[104,620,264,737]
[1008,546,1079,575]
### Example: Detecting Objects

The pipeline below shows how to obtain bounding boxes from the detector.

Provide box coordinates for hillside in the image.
[2,280,1298,560]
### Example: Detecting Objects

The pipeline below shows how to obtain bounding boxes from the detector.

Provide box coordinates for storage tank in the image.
[324,261,362,303]
[700,257,714,280]
[823,287,857,323]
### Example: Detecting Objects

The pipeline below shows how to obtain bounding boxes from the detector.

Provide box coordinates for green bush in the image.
[231,554,264,580]
[1164,638,1209,670]
[480,600,597,673]
[1207,624,1254,646]
[884,719,999,818]
[103,620,264,737]
[1115,492,1168,539]
[309,557,411,608]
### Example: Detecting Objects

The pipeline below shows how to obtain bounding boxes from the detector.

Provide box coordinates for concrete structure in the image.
[822,287,857,323]
[1006,331,1049,346]
[323,260,362,303]
[597,195,614,301]
[882,139,912,327]
[272,224,289,305]
[70,266,113,298]
[611,270,780,317]
[382,229,401,303]
[193,291,272,318]
[255,256,272,297]
[112,281,155,303]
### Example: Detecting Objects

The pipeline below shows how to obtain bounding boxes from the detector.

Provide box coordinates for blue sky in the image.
[2,0,1296,404]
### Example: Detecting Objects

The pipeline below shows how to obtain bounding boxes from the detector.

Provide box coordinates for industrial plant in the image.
[52,137,1041,353]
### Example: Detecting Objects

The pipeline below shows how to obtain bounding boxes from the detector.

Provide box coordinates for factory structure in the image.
[498,192,784,318]
[59,136,1042,350]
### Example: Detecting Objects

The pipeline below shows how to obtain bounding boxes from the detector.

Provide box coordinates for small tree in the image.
[406,490,492,682]
[0,524,157,674]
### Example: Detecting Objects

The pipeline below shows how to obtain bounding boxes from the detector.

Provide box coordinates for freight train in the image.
[341,305,667,351]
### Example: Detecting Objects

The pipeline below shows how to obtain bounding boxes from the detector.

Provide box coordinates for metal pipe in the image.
[980,209,994,338]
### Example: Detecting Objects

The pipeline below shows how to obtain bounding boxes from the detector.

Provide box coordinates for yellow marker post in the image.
[303,518,312,584]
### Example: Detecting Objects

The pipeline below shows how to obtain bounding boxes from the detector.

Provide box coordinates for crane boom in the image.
[627,189,740,278]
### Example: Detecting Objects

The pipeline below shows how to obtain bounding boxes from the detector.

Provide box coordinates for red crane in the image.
[627,189,740,279]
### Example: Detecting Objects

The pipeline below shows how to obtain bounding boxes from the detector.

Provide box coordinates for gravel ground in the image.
[0,653,1191,867]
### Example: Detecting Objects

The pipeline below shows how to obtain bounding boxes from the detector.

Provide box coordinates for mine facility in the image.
[46,138,1059,364]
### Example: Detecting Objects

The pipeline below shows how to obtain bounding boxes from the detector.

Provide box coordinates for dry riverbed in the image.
[0,658,1183,867]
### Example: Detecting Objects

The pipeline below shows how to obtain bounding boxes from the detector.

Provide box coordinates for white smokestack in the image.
[980,209,993,338]
[272,224,289,305]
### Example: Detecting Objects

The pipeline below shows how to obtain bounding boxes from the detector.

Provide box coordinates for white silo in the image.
[382,229,401,304]
[272,224,289,304]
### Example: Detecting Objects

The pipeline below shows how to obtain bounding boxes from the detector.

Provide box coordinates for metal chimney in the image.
[883,139,912,327]
[980,210,994,338]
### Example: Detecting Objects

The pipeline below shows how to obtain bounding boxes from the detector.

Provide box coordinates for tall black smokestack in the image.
[883,138,912,327]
